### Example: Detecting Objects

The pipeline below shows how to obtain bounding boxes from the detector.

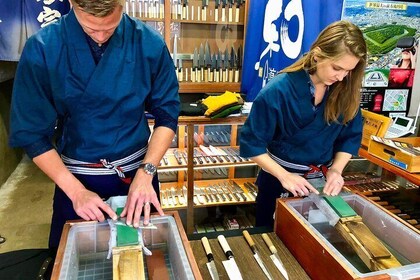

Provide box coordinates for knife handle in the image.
[217,235,233,259]
[201,237,214,261]
[242,230,256,253]
[262,233,278,254]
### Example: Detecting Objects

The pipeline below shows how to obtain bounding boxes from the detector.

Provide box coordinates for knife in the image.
[224,48,229,82]
[182,0,188,19]
[243,231,273,280]
[262,234,289,280]
[228,0,234,22]
[172,35,177,76]
[202,237,220,280]
[221,0,227,22]
[235,0,241,22]
[202,0,208,21]
[205,41,212,82]
[199,43,205,82]
[211,53,216,82]
[217,235,243,280]
[114,217,158,229]
[217,49,223,82]
[192,47,199,82]
[173,149,183,165]
[178,58,183,82]
[215,0,220,21]
[229,47,235,82]
[236,45,242,83]
[209,145,225,163]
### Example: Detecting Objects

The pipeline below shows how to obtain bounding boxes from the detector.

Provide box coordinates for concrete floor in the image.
[0,156,54,253]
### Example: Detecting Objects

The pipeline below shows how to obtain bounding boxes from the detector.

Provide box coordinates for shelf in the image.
[179,82,241,93]
[172,19,245,25]
[359,148,420,185]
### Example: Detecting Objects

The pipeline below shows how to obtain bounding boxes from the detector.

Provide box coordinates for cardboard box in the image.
[368,137,420,173]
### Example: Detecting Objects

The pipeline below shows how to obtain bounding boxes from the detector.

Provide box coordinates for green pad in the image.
[323,196,357,218]
[116,207,139,247]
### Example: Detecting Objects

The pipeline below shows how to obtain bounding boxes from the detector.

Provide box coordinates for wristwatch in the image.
[140,163,157,176]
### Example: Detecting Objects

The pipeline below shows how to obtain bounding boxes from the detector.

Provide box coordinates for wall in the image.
[0,62,23,187]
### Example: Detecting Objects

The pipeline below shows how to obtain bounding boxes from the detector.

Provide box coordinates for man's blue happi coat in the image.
[9,10,180,162]
[240,70,362,165]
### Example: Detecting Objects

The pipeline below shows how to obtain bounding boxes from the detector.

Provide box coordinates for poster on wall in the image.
[341,0,419,118]
[0,1,70,61]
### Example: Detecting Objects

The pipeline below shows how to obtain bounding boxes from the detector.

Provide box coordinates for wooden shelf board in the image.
[179,82,241,93]
[359,148,420,185]
[171,19,245,25]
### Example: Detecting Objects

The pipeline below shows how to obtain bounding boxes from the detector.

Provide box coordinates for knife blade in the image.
[217,235,243,280]
[262,234,289,280]
[217,49,223,82]
[205,41,211,82]
[210,53,216,82]
[236,45,242,82]
[201,237,220,280]
[229,47,235,82]
[114,217,158,229]
[192,47,199,82]
[243,230,273,280]
[224,48,229,82]
[199,43,205,82]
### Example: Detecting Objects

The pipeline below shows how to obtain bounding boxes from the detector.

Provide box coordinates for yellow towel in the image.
[202,91,242,116]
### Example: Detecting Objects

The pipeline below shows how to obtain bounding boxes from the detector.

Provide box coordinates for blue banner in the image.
[0,0,70,61]
[241,0,344,101]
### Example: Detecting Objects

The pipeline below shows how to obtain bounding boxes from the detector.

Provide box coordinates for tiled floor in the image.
[0,156,54,253]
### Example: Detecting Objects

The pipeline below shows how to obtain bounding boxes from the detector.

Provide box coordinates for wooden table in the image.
[190,232,310,280]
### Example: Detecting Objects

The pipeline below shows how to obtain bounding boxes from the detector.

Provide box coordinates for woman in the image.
[240,21,367,228]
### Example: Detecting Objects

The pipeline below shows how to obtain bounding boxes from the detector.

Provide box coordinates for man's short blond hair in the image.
[71,0,124,17]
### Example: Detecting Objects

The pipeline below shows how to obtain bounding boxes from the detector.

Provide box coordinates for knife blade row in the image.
[124,0,165,19]
[165,147,249,165]
[160,181,258,207]
[170,0,245,22]
[172,42,243,83]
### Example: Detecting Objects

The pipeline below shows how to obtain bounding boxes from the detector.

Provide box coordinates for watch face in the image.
[144,163,157,175]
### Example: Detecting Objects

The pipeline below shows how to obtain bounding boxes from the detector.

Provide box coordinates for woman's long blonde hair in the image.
[281,20,367,124]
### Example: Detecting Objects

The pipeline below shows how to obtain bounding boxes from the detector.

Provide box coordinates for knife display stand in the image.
[155,116,258,234]
[124,0,249,94]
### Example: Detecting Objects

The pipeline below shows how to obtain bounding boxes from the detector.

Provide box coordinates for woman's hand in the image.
[323,168,344,196]
[278,172,319,197]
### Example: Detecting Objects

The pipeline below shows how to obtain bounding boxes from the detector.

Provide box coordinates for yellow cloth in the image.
[202,91,242,116]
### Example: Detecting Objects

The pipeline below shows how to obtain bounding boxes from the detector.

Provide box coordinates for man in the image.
[9,0,180,249]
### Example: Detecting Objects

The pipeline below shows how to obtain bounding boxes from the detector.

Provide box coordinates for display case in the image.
[124,0,249,94]
[156,116,258,235]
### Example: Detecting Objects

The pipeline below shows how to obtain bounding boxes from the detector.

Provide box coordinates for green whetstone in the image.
[116,207,139,247]
[323,196,357,218]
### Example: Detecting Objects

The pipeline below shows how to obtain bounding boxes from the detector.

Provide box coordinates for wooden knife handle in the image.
[262,233,277,254]
[242,230,255,248]
[217,235,233,258]
[201,237,213,256]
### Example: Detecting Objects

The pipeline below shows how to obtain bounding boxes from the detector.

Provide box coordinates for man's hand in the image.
[323,168,344,196]
[71,188,117,221]
[278,172,319,197]
[120,170,164,227]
